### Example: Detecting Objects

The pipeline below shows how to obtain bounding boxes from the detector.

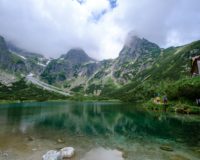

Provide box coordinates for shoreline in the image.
[0,99,199,115]
[0,99,121,105]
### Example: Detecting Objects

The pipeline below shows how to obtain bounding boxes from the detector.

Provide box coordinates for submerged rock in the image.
[160,145,174,152]
[42,150,60,160]
[59,147,75,159]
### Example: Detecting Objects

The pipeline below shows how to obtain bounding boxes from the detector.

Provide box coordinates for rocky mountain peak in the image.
[124,35,141,48]
[119,34,161,62]
[61,48,94,64]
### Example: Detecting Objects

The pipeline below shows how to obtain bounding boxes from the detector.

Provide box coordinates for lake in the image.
[0,101,199,160]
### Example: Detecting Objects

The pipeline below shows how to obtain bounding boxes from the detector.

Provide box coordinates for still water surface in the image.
[0,101,199,160]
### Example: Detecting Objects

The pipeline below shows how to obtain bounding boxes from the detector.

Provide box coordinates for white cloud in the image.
[84,0,110,13]
[0,0,200,59]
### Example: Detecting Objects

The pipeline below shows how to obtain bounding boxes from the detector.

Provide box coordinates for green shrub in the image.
[166,77,200,101]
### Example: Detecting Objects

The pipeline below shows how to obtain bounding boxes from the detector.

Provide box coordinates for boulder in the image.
[59,147,75,159]
[42,150,60,160]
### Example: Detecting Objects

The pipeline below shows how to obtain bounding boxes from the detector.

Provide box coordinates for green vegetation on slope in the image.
[166,77,200,101]
[0,79,66,102]
[107,41,200,106]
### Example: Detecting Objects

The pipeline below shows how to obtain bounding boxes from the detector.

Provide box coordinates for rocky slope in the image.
[0,36,27,75]
[7,42,49,75]
[0,36,50,84]
[113,35,161,83]
[41,48,97,85]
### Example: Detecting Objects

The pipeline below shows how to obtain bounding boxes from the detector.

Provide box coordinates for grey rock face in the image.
[119,35,161,63]
[61,48,95,64]
[41,48,97,84]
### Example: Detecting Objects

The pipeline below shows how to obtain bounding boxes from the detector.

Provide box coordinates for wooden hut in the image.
[191,56,200,75]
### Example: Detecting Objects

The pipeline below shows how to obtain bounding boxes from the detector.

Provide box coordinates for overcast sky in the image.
[0,0,200,59]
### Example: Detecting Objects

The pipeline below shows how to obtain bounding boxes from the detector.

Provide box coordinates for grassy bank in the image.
[107,76,200,114]
[143,100,200,114]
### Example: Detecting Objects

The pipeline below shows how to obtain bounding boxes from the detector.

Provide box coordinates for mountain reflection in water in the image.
[1,101,199,146]
[0,101,200,160]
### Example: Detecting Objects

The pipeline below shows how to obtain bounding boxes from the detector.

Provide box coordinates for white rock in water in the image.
[59,147,75,159]
[42,150,60,160]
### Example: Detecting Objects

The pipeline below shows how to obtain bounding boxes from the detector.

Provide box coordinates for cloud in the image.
[0,0,200,59]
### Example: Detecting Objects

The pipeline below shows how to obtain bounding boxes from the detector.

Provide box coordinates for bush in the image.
[166,77,200,101]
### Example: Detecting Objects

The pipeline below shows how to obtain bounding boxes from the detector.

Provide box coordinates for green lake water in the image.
[0,101,199,160]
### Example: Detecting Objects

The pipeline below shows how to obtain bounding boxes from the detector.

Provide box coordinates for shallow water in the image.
[0,101,199,160]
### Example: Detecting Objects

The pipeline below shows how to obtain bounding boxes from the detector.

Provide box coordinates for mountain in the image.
[0,37,51,76]
[7,42,49,75]
[1,34,199,101]
[109,40,200,102]
[0,36,27,74]
[60,48,95,64]
[40,35,162,95]
[118,35,160,63]
[112,35,161,84]
[136,41,200,81]
[41,34,200,101]
[6,41,44,59]
[41,48,98,85]
[0,37,68,99]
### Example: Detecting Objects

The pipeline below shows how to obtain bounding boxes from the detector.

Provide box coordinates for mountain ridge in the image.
[1,34,200,99]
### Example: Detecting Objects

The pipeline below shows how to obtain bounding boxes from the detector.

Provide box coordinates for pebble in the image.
[32,148,37,151]
[57,138,64,143]
[160,145,174,152]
